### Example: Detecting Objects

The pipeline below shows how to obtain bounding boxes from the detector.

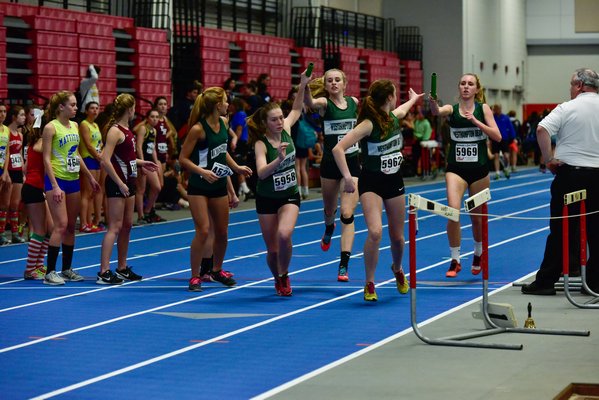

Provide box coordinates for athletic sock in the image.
[9,211,19,233]
[473,241,483,257]
[26,233,44,273]
[46,245,60,273]
[37,235,50,266]
[239,182,250,194]
[450,246,460,263]
[339,251,351,267]
[200,255,214,276]
[0,210,7,233]
[324,223,335,236]
[324,209,336,226]
[61,244,74,271]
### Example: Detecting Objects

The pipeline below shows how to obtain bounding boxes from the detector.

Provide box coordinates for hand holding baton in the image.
[306,62,314,77]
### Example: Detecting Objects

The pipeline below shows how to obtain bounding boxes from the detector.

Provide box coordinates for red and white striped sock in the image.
[0,210,7,234]
[26,233,44,273]
[9,210,19,233]
[37,234,50,267]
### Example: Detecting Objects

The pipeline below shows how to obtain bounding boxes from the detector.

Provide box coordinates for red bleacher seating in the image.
[79,35,115,51]
[238,41,268,53]
[0,3,37,18]
[28,31,78,48]
[77,22,112,37]
[129,26,171,113]
[23,15,76,33]
[126,27,167,42]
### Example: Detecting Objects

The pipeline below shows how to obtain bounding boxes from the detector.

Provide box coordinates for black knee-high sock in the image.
[46,245,60,273]
[200,255,214,275]
[340,251,351,267]
[62,244,74,271]
[324,223,335,236]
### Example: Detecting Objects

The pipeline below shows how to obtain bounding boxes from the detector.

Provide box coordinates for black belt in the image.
[559,164,599,171]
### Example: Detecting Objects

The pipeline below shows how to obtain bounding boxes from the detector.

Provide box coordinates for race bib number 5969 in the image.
[455,143,478,162]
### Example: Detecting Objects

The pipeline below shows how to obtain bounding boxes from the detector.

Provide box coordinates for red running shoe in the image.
[471,254,482,275]
[277,274,292,296]
[337,265,349,282]
[320,223,336,251]
[188,276,202,292]
[445,259,462,278]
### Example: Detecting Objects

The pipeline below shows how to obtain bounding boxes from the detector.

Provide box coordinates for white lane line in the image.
[0,196,548,313]
[0,204,327,267]
[29,227,547,400]
[0,176,549,267]
[0,203,548,354]
[252,270,540,400]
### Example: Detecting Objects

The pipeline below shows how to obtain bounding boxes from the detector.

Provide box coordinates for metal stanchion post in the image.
[562,190,599,308]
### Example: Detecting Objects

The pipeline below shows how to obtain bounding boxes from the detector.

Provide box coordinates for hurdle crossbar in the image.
[408,193,521,350]
[562,190,599,308]
[409,193,590,351]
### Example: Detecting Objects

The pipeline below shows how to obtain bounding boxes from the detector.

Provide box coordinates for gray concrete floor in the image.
[265,283,599,400]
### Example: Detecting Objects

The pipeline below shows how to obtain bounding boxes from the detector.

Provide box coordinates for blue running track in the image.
[0,169,552,399]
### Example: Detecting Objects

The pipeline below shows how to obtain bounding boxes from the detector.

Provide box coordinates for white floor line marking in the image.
[0,204,327,267]
[29,228,546,400]
[253,277,543,399]
[0,201,548,354]
[0,197,548,313]
[0,285,506,291]
[0,176,549,267]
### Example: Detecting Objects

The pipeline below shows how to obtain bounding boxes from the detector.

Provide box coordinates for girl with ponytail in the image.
[179,87,252,292]
[333,80,424,302]
[305,68,360,282]
[247,69,310,296]
[98,93,158,285]
[429,73,501,278]
[42,91,100,285]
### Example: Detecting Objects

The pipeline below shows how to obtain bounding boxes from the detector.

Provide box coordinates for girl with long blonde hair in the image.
[429,73,501,278]
[179,87,252,292]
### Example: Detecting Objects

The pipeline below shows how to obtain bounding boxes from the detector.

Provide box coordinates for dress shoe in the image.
[521,281,556,295]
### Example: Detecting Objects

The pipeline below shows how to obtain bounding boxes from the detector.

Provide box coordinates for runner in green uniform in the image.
[333,80,424,302]
[429,73,501,278]
[179,87,252,292]
[134,109,163,224]
[305,69,360,282]
[248,69,310,296]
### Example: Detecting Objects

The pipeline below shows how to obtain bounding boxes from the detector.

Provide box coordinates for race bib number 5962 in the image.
[380,153,403,174]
